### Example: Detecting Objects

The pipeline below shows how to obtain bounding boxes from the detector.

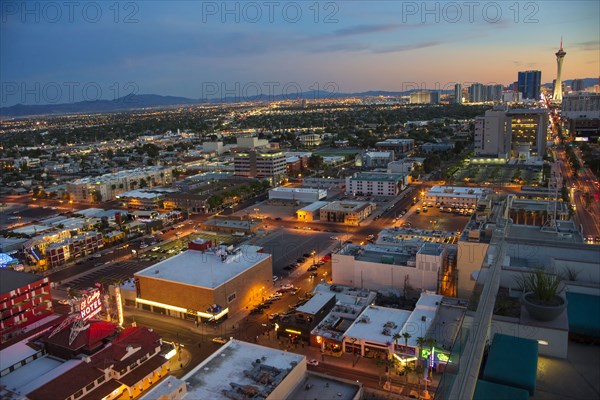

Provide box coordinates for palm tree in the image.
[393,332,401,347]
[416,336,426,360]
[414,364,425,395]
[402,332,412,349]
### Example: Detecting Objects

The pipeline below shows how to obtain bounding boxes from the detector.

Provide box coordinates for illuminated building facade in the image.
[134,241,272,322]
[0,269,53,341]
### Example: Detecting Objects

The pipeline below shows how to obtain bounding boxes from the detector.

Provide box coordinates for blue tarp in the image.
[482,333,538,396]
[566,292,600,338]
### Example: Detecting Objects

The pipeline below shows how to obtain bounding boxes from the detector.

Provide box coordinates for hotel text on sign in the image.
[80,290,102,320]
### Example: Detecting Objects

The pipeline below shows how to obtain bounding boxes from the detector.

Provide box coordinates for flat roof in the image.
[313,283,376,307]
[287,373,361,400]
[427,186,487,196]
[0,338,40,371]
[0,269,45,296]
[116,189,167,199]
[345,305,411,344]
[320,201,372,212]
[349,173,405,182]
[365,151,393,157]
[12,225,52,235]
[71,166,169,185]
[298,201,330,212]
[202,218,260,229]
[135,245,270,289]
[507,221,584,244]
[296,292,336,315]
[400,292,443,348]
[179,340,304,400]
[270,187,325,194]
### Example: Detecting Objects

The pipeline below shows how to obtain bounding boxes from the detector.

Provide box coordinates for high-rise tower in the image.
[553,38,566,102]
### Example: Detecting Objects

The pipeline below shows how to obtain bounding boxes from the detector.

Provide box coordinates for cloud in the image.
[572,40,600,52]
[372,41,443,54]
[333,23,401,37]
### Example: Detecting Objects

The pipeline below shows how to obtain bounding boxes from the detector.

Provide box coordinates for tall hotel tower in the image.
[553,38,566,102]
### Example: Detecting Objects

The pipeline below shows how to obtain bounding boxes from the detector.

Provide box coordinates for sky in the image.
[1,0,598,106]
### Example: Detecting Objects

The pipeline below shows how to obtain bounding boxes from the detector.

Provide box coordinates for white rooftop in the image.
[12,225,52,235]
[296,291,336,315]
[180,340,304,400]
[344,305,411,344]
[400,292,443,347]
[0,338,40,371]
[298,201,330,213]
[270,187,325,194]
[135,245,271,288]
[427,186,487,196]
[365,151,393,157]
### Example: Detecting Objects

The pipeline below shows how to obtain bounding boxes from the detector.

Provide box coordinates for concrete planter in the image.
[521,292,567,322]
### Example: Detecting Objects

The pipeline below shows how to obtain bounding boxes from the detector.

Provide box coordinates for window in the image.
[86,382,95,391]
[227,292,237,303]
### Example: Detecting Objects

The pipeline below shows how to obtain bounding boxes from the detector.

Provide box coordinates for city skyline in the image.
[1,1,598,106]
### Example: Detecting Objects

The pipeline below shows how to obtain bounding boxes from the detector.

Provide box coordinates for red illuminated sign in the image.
[79,290,102,321]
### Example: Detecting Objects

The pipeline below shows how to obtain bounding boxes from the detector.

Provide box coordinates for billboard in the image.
[80,290,102,321]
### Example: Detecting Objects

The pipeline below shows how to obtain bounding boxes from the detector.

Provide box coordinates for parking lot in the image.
[400,202,472,236]
[251,228,336,278]
[63,259,154,290]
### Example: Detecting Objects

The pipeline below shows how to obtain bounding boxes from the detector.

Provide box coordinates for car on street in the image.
[307,265,318,271]
[307,359,319,366]
[212,337,228,344]
[273,275,279,282]
[268,313,279,321]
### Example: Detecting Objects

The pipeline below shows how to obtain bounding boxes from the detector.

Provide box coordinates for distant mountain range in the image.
[1,78,597,118]
[540,77,598,88]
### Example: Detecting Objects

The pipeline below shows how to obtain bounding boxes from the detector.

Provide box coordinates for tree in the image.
[140,178,148,188]
[402,332,412,349]
[308,154,324,171]
[91,190,103,203]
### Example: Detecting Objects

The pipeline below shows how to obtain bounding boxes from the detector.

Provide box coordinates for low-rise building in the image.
[299,133,322,147]
[424,186,490,207]
[296,201,329,222]
[134,241,272,321]
[46,231,103,268]
[142,340,363,400]
[200,216,262,234]
[115,188,177,210]
[345,172,408,196]
[375,138,415,159]
[319,201,375,225]
[363,151,394,168]
[268,187,327,203]
[66,166,175,202]
[333,241,447,294]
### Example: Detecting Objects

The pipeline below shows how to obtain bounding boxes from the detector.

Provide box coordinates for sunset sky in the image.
[1,1,598,105]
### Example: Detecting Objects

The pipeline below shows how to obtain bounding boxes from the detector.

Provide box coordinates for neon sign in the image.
[80,290,102,321]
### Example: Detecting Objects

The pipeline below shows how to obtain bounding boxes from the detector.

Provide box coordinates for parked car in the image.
[307,359,319,366]
[268,313,279,321]
[273,275,279,282]
[212,337,228,344]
